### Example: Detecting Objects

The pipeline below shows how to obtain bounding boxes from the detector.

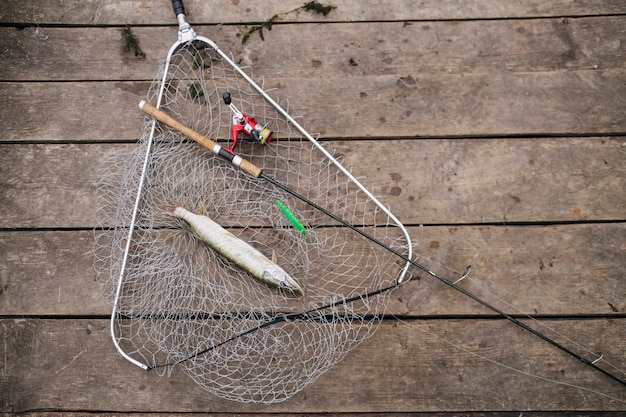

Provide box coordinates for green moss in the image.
[240,2,336,45]
[188,83,204,99]
[241,14,279,45]
[302,1,336,16]
[192,50,220,70]
[122,25,145,58]
[193,51,207,69]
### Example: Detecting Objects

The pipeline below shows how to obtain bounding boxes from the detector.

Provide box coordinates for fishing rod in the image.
[139,100,626,388]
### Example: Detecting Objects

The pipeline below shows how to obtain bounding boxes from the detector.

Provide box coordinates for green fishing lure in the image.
[275,200,307,236]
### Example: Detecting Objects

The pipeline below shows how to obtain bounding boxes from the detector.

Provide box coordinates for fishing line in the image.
[266,173,626,388]
[414,321,626,405]
[153,282,400,369]
[462,275,626,377]
[141,102,626,388]
[97,25,413,401]
[95,0,625,403]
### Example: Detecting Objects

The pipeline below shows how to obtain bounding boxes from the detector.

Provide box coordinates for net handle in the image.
[171,0,185,17]
[139,100,263,178]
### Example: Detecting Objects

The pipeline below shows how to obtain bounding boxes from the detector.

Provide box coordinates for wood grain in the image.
[2,0,626,25]
[2,70,625,142]
[1,17,625,141]
[1,223,624,317]
[1,318,624,412]
[1,2,625,415]
[1,138,623,228]
[2,17,625,81]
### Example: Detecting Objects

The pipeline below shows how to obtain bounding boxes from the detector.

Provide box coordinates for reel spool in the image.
[223,91,273,153]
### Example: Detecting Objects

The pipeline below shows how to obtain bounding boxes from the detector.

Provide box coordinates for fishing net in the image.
[94,32,414,403]
[93,2,626,403]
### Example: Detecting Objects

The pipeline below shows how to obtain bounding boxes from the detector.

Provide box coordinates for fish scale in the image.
[170,205,304,296]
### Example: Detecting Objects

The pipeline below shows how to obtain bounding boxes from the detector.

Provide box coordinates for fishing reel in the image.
[223,92,273,154]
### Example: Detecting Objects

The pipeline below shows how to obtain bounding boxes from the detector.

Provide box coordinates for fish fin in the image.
[271,249,277,264]
[197,202,209,215]
[224,231,238,239]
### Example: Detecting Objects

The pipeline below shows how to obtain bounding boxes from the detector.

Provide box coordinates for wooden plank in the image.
[2,0,626,25]
[1,82,144,142]
[1,1,624,415]
[0,26,176,82]
[339,137,626,223]
[1,138,623,228]
[1,318,624,412]
[1,223,624,317]
[3,68,626,141]
[0,143,98,228]
[3,17,625,81]
[12,413,626,417]
[0,231,104,316]
[276,70,626,138]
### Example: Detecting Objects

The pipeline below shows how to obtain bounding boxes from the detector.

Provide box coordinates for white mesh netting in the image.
[94,39,413,403]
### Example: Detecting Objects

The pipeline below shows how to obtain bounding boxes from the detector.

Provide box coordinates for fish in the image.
[169,205,304,296]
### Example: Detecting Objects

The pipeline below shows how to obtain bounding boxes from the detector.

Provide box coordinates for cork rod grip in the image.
[139,101,263,178]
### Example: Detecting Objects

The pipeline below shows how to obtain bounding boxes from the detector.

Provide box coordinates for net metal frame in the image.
[94,7,413,404]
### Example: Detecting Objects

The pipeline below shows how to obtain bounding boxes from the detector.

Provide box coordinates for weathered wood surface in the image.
[8,414,626,417]
[1,0,625,415]
[2,318,625,413]
[3,0,626,25]
[2,223,625,316]
[1,138,624,228]
[5,71,625,140]
[2,16,625,139]
[10,414,626,417]
[3,17,626,81]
